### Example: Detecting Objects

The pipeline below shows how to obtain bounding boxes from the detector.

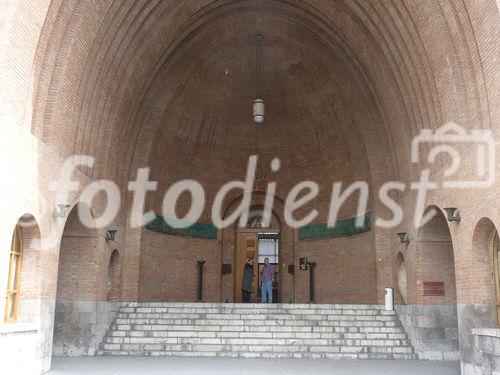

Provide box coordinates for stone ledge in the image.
[471,328,500,338]
[0,323,38,335]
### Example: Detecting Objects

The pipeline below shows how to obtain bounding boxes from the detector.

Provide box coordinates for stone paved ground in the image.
[49,357,460,375]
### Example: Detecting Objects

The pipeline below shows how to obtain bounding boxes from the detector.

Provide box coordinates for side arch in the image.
[415,207,457,305]
[107,249,121,302]
[394,252,408,304]
[52,202,103,356]
[398,205,460,360]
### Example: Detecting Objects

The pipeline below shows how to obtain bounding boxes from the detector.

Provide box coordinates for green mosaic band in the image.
[145,214,218,240]
[298,213,371,241]
[146,213,370,241]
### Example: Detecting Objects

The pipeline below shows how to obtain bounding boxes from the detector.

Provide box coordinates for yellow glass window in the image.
[493,232,500,327]
[5,225,23,323]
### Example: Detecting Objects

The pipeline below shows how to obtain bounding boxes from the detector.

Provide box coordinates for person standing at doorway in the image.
[241,258,254,303]
[261,257,274,303]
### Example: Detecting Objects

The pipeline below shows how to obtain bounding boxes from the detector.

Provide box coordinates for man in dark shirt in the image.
[242,258,254,303]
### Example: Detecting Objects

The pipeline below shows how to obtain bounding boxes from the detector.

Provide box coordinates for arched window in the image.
[107,250,121,302]
[396,252,408,304]
[5,225,23,323]
[493,231,500,326]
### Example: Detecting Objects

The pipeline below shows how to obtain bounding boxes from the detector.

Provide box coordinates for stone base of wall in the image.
[461,329,500,375]
[0,325,40,373]
[3,300,122,373]
[395,304,460,360]
[52,301,121,356]
[457,304,497,371]
[1,299,54,374]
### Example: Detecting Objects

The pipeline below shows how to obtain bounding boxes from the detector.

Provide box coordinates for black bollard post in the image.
[308,261,316,303]
[197,260,206,302]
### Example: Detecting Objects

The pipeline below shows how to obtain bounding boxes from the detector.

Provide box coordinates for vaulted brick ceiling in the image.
[29,0,497,192]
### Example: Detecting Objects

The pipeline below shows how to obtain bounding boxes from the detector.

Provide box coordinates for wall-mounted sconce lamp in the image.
[105,230,118,241]
[397,232,410,244]
[53,204,71,218]
[444,207,461,222]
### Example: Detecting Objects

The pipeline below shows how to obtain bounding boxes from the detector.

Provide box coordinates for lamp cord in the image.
[255,34,263,99]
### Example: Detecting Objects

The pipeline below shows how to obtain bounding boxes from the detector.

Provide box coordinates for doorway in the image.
[234,229,280,303]
[256,233,279,303]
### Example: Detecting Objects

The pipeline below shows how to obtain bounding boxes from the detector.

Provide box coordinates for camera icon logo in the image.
[411,122,495,189]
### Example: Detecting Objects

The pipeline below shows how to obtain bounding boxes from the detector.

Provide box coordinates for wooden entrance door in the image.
[235,231,258,302]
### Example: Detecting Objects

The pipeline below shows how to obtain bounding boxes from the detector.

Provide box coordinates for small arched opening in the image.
[395,252,408,304]
[107,249,121,302]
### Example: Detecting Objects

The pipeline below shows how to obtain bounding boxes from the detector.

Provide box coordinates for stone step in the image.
[97,350,417,360]
[123,302,387,309]
[121,307,395,316]
[108,330,407,339]
[112,322,400,331]
[109,325,406,336]
[100,343,414,354]
[121,306,395,311]
[114,318,399,326]
[103,337,411,346]
[115,313,395,321]
[114,319,398,327]
[109,329,405,338]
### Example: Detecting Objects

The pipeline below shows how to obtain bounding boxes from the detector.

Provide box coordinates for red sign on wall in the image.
[423,282,445,296]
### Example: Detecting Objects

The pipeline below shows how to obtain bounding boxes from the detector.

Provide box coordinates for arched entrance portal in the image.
[234,207,281,303]
[220,192,294,303]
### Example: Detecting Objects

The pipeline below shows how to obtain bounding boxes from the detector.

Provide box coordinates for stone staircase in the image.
[98,302,416,360]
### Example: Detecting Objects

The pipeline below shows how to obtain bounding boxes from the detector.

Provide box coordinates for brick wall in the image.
[294,232,377,303]
[139,231,221,302]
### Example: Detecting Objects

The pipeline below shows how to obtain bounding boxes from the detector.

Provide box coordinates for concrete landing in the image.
[49,357,460,375]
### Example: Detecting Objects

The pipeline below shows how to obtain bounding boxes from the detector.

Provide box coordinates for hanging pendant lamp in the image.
[253,34,265,124]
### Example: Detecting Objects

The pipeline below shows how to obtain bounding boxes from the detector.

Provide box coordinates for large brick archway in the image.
[0,0,498,373]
